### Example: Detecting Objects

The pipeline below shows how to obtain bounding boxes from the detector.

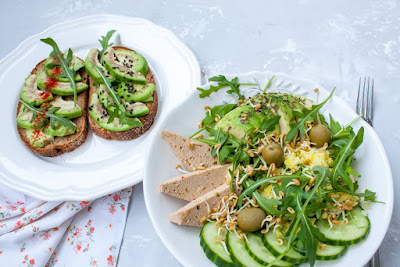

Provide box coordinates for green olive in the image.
[237,207,266,232]
[309,124,331,148]
[262,143,284,167]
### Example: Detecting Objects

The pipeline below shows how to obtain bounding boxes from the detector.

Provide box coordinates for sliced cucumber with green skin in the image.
[117,82,156,102]
[36,71,88,96]
[263,231,306,264]
[316,207,370,246]
[316,244,347,260]
[245,233,292,266]
[227,231,266,267]
[200,222,234,267]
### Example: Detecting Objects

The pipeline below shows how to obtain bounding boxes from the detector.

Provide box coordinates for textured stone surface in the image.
[1,1,399,266]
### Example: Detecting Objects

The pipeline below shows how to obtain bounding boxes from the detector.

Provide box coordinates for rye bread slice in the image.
[16,59,89,157]
[88,46,158,140]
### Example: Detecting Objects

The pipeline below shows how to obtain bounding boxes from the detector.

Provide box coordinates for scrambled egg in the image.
[284,147,333,172]
[260,184,275,199]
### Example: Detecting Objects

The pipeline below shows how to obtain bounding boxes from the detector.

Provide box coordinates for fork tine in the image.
[356,77,362,115]
[362,77,367,119]
[368,78,374,125]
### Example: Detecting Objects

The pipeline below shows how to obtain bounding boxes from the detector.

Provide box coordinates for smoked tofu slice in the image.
[160,164,231,201]
[168,183,240,227]
[161,130,218,171]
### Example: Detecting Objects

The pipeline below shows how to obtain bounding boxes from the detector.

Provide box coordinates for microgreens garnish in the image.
[20,100,76,130]
[41,38,78,106]
[99,30,116,65]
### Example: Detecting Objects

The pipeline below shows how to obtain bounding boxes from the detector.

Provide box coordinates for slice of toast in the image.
[161,130,219,171]
[160,164,231,201]
[88,46,158,140]
[16,59,89,157]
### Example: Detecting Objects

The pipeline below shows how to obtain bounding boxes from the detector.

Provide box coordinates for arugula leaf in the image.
[93,65,142,127]
[263,75,275,93]
[20,100,76,130]
[237,174,309,208]
[259,116,280,132]
[253,191,283,216]
[197,75,257,100]
[41,38,78,106]
[330,127,364,192]
[285,88,335,142]
[267,166,329,267]
[99,30,116,65]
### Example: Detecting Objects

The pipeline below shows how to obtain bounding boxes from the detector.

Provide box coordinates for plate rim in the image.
[144,70,394,267]
[0,14,201,201]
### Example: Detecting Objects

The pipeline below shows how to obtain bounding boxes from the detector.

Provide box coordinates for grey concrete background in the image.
[1,1,399,266]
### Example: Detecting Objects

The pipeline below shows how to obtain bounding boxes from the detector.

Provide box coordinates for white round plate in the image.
[144,71,393,267]
[0,15,201,201]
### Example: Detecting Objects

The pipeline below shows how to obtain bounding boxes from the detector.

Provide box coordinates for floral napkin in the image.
[0,185,133,266]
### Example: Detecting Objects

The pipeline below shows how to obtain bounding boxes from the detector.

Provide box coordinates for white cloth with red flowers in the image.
[0,185,133,266]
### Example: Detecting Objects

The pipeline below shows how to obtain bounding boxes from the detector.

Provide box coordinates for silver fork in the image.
[356,77,374,126]
[356,77,379,267]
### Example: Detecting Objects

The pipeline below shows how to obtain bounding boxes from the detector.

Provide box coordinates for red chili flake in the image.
[51,66,62,76]
[44,78,59,89]
[32,130,43,140]
[39,91,51,100]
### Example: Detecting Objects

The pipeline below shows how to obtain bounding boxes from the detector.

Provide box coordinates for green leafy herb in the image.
[99,30,116,64]
[41,38,78,106]
[268,166,329,267]
[93,65,143,127]
[259,116,280,132]
[285,88,335,142]
[263,75,275,93]
[197,75,257,100]
[237,173,309,208]
[253,191,283,216]
[20,100,76,130]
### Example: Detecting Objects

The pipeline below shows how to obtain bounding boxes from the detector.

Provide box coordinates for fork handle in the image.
[368,250,380,267]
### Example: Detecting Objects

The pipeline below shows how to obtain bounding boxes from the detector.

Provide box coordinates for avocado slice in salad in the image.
[124,102,149,117]
[36,70,88,96]
[20,74,53,106]
[102,47,147,83]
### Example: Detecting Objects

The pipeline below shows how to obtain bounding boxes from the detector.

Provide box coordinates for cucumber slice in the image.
[316,244,347,260]
[245,233,292,266]
[200,222,234,267]
[226,231,265,267]
[316,207,370,246]
[263,231,306,264]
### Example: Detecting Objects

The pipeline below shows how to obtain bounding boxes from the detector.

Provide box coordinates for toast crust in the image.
[16,59,89,157]
[88,46,158,140]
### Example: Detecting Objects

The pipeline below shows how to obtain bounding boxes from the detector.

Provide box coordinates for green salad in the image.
[193,75,378,267]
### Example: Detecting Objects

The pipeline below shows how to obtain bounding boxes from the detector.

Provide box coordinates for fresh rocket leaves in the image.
[197,75,257,100]
[93,66,143,127]
[99,30,116,64]
[285,88,335,142]
[41,38,78,106]
[253,191,283,216]
[20,100,76,130]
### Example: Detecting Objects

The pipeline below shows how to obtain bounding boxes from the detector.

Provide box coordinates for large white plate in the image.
[0,15,201,201]
[144,71,393,267]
